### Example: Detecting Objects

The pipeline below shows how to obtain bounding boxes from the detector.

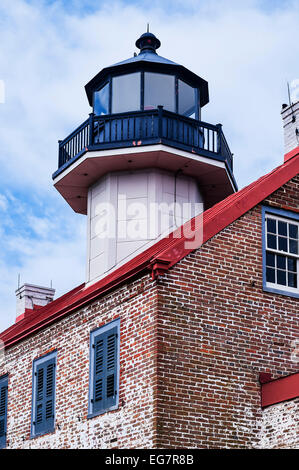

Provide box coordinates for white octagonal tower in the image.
[53,31,237,285]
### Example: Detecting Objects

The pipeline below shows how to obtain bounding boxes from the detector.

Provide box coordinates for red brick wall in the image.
[0,176,298,449]
[0,275,159,448]
[155,175,299,448]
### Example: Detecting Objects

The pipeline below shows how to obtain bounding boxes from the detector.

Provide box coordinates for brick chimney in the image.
[281,99,299,160]
[15,284,55,322]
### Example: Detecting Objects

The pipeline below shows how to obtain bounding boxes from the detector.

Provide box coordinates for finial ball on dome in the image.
[135,31,161,53]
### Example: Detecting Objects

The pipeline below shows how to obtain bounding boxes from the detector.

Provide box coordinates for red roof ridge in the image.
[1,151,298,348]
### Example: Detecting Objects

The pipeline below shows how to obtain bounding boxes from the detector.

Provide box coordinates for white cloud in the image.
[0,235,86,330]
[0,0,299,331]
[0,195,8,211]
[27,215,55,238]
[0,192,86,331]
[0,80,5,104]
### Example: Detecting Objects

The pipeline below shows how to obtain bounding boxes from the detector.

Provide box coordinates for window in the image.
[88,319,120,418]
[0,375,8,449]
[31,351,57,437]
[178,79,197,118]
[94,82,109,116]
[144,72,175,112]
[112,73,141,114]
[263,206,299,298]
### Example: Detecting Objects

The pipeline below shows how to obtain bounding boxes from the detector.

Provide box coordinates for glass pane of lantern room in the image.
[179,80,196,118]
[112,73,141,113]
[144,73,175,112]
[94,83,109,115]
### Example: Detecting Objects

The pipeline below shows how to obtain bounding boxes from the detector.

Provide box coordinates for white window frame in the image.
[264,208,299,297]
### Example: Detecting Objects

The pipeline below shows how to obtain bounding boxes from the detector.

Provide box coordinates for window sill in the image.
[263,284,299,299]
[87,404,119,420]
[30,428,56,440]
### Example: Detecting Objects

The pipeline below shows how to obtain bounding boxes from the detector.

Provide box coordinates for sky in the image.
[0,0,299,331]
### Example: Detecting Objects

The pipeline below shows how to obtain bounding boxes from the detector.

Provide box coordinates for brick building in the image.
[0,31,298,449]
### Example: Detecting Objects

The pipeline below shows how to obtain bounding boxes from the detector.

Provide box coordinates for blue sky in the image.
[0,0,299,331]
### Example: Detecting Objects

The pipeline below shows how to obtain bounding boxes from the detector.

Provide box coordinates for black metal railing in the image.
[58,117,90,167]
[57,108,233,173]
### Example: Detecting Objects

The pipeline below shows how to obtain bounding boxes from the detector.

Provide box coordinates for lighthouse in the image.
[2,28,299,451]
[53,31,237,285]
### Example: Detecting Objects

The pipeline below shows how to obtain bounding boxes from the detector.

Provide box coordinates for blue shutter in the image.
[105,329,118,409]
[92,325,118,414]
[94,335,104,408]
[0,376,8,449]
[33,355,56,436]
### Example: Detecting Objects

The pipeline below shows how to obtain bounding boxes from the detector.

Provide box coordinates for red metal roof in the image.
[1,147,299,349]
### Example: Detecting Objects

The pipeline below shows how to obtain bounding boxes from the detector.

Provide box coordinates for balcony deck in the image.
[53,108,234,181]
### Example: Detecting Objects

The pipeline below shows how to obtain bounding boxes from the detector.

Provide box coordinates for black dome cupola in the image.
[84,31,210,110]
[135,31,161,53]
